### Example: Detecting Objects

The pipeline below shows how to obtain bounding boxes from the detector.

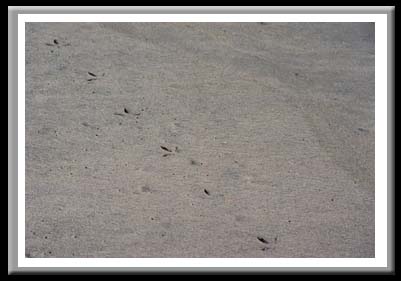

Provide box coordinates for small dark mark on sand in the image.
[54,39,59,45]
[48,251,52,254]
[259,22,267,25]
[150,217,154,221]
[44,236,48,239]
[357,127,368,133]
[331,198,334,202]
[50,50,54,53]
[88,72,96,77]
[85,166,88,169]
[204,189,210,195]
[295,72,299,76]
[160,146,172,152]
[274,236,278,243]
[190,159,198,165]
[87,78,96,82]
[124,108,130,114]
[141,186,151,193]
[257,237,269,244]
[261,247,270,251]
[95,134,98,137]
[162,154,171,157]
[288,220,291,223]
[45,43,54,46]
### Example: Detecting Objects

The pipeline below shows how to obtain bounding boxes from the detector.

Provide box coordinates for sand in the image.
[25,22,375,258]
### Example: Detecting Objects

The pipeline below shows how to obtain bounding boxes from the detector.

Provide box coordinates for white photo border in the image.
[16,13,388,269]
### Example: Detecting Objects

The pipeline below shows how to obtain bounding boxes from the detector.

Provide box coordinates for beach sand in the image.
[25,22,375,258]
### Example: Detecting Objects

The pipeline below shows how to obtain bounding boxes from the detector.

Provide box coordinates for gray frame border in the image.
[8,6,395,274]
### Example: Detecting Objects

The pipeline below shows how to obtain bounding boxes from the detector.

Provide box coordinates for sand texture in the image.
[25,23,375,258]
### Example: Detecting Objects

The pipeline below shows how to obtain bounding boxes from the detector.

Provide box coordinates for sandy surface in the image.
[25,23,375,258]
